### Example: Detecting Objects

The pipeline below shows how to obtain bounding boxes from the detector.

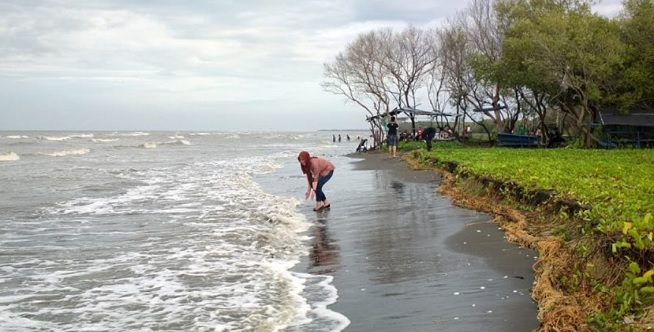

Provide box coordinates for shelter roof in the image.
[599,108,654,128]
[367,106,453,121]
[472,105,507,112]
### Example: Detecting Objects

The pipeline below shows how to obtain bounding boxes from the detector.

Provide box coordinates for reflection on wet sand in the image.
[320,156,540,331]
[309,209,340,274]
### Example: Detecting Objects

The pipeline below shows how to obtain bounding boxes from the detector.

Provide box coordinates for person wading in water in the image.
[298,151,335,211]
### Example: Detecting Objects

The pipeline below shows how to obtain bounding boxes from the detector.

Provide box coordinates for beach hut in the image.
[367,106,441,142]
[598,108,654,148]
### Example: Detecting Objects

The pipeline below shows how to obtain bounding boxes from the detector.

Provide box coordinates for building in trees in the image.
[599,109,654,148]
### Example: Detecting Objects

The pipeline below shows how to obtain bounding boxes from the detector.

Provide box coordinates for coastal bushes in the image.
[405,147,654,330]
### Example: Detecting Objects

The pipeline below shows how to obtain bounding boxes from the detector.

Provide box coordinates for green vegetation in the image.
[324,0,654,149]
[400,140,466,150]
[420,148,653,225]
[404,143,654,329]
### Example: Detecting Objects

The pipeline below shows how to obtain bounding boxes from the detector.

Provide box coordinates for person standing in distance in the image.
[298,151,335,211]
[386,116,399,158]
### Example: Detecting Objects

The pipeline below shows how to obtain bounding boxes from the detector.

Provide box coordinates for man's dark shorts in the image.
[387,135,398,146]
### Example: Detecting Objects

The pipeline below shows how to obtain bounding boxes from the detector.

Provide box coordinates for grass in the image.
[402,143,654,230]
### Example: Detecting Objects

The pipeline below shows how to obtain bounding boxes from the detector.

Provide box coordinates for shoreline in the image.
[294,151,540,331]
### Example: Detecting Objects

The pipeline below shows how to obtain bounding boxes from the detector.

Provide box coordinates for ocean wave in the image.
[0,130,356,331]
[132,140,190,149]
[37,134,96,141]
[70,134,94,139]
[92,138,120,143]
[0,152,20,162]
[114,132,150,137]
[285,273,351,331]
[161,140,190,146]
[3,135,29,139]
[37,135,71,141]
[45,148,91,157]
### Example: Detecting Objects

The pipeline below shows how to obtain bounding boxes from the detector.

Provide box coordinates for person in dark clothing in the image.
[547,127,565,148]
[386,116,399,158]
[422,126,437,151]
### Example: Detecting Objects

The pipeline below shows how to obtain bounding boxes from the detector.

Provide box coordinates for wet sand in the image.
[298,152,540,331]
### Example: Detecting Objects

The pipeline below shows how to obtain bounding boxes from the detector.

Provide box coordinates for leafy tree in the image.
[611,0,654,110]
[452,0,519,134]
[497,0,624,146]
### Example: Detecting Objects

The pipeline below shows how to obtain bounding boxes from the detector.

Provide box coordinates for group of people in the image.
[332,134,353,143]
[298,120,438,212]
[300,123,569,212]
[386,116,443,154]
[298,118,400,212]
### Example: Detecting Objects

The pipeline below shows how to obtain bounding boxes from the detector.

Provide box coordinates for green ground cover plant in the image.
[419,148,653,231]
[404,145,654,329]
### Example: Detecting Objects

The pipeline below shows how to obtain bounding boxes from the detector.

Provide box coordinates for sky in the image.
[0,0,623,131]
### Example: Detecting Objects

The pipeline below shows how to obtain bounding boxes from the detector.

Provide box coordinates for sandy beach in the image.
[295,152,540,331]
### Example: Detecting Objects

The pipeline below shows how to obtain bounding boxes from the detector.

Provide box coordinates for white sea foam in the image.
[0,152,19,161]
[140,142,157,149]
[34,133,92,140]
[70,133,94,139]
[116,131,150,137]
[38,135,71,141]
[45,148,91,157]
[92,138,119,142]
[3,135,29,139]
[161,139,190,146]
[1,131,354,331]
[284,273,351,331]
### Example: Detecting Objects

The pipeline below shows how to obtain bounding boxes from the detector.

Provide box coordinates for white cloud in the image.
[592,0,623,18]
[0,0,625,131]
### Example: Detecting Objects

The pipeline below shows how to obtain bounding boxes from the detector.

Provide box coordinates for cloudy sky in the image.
[0,0,623,131]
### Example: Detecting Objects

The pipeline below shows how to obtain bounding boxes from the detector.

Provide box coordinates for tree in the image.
[323,27,441,144]
[322,29,394,147]
[455,0,519,134]
[498,0,624,146]
[426,28,449,117]
[611,0,654,110]
[438,26,480,140]
[382,26,438,137]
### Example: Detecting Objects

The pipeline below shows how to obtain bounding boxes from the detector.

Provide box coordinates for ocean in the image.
[0,131,366,332]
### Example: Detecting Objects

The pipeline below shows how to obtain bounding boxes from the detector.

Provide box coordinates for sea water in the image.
[0,131,363,332]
